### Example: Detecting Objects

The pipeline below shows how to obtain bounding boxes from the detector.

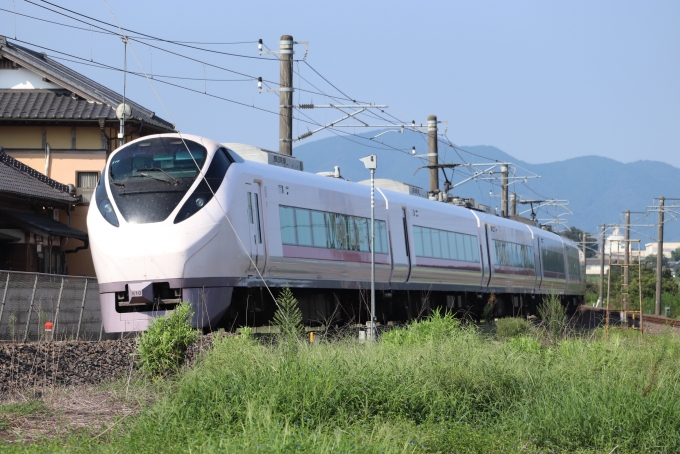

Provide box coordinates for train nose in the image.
[91,222,220,283]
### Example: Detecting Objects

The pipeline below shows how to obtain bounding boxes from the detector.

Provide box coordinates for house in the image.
[0,36,174,275]
[0,148,85,273]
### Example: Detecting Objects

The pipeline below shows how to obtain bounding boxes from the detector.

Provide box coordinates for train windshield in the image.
[108,137,209,224]
[110,137,207,182]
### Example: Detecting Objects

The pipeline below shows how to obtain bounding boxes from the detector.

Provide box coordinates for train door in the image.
[245,182,265,275]
[483,224,492,287]
[402,207,412,282]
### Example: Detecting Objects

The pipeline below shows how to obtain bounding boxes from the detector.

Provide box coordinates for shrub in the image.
[136,302,199,377]
[381,309,461,346]
[496,317,532,339]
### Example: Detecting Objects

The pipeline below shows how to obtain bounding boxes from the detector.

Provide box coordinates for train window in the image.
[279,205,390,255]
[311,211,327,247]
[413,226,424,256]
[447,232,457,260]
[355,217,370,252]
[247,192,254,224]
[440,231,450,259]
[431,229,442,258]
[254,194,262,243]
[412,225,480,263]
[542,248,565,274]
[173,147,233,224]
[422,228,431,256]
[493,240,534,269]
[456,233,466,261]
[377,220,388,253]
[295,208,313,246]
[279,206,296,244]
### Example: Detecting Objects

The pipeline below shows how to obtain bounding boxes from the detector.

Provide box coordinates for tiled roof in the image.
[0,148,81,204]
[0,36,174,131]
[0,89,115,120]
[0,208,87,240]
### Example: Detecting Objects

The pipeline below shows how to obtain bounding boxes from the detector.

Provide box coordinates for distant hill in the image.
[292,130,679,241]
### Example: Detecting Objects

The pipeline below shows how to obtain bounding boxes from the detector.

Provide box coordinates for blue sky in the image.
[2,1,678,167]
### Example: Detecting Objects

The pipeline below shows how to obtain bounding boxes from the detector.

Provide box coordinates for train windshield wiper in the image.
[128,172,176,185]
[136,167,181,185]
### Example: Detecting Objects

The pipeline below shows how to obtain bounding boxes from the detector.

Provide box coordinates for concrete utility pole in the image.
[623,210,630,311]
[656,197,665,315]
[279,35,294,156]
[582,231,587,265]
[598,223,605,307]
[501,164,509,217]
[510,193,517,216]
[428,115,439,198]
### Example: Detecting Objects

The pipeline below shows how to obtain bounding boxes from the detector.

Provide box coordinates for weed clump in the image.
[495,317,532,339]
[272,286,304,351]
[539,292,568,342]
[136,302,199,377]
[381,309,461,345]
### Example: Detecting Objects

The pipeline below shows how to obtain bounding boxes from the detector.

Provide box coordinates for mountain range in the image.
[292,130,680,242]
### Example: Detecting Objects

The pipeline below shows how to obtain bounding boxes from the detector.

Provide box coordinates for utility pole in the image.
[427,115,439,199]
[582,231,587,264]
[656,197,665,316]
[623,210,630,312]
[279,35,294,156]
[501,164,509,217]
[598,223,605,307]
[360,155,378,339]
[510,193,517,217]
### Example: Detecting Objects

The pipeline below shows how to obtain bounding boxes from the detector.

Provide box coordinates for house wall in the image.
[2,124,145,277]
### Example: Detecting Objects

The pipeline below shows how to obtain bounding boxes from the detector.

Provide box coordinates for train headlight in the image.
[195,197,206,207]
[95,179,119,227]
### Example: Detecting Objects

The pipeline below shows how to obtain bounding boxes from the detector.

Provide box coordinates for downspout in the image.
[44,143,50,176]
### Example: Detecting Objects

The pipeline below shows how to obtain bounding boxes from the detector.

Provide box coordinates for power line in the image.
[25,0,275,60]
[0,6,255,45]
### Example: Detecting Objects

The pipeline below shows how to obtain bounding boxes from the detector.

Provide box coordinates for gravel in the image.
[0,334,222,395]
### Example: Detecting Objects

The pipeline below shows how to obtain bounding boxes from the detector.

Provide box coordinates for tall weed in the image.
[381,309,461,346]
[136,302,199,377]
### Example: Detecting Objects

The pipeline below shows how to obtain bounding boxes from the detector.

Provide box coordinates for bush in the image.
[496,317,532,339]
[381,309,461,346]
[136,302,200,377]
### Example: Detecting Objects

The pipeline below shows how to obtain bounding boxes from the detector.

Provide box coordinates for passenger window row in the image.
[493,240,534,269]
[279,206,389,254]
[412,226,480,263]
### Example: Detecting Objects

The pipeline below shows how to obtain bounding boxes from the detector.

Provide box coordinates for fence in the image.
[0,270,111,342]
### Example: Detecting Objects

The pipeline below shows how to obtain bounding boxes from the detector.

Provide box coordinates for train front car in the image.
[88,134,243,333]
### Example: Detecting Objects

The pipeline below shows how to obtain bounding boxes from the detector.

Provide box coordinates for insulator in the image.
[298,103,314,109]
[297,131,313,140]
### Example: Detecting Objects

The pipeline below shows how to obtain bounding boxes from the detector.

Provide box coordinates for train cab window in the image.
[174,147,233,223]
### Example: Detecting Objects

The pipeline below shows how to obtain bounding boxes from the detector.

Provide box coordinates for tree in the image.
[671,247,680,262]
[559,226,598,258]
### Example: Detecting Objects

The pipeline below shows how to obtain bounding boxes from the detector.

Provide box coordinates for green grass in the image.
[4,318,680,452]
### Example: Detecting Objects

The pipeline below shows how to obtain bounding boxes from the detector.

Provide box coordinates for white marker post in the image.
[360,154,377,340]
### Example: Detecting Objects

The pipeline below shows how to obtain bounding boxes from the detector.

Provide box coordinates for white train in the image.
[88,134,585,333]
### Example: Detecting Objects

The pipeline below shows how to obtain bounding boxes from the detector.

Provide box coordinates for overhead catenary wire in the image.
[0,6,256,45]
[26,0,276,60]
